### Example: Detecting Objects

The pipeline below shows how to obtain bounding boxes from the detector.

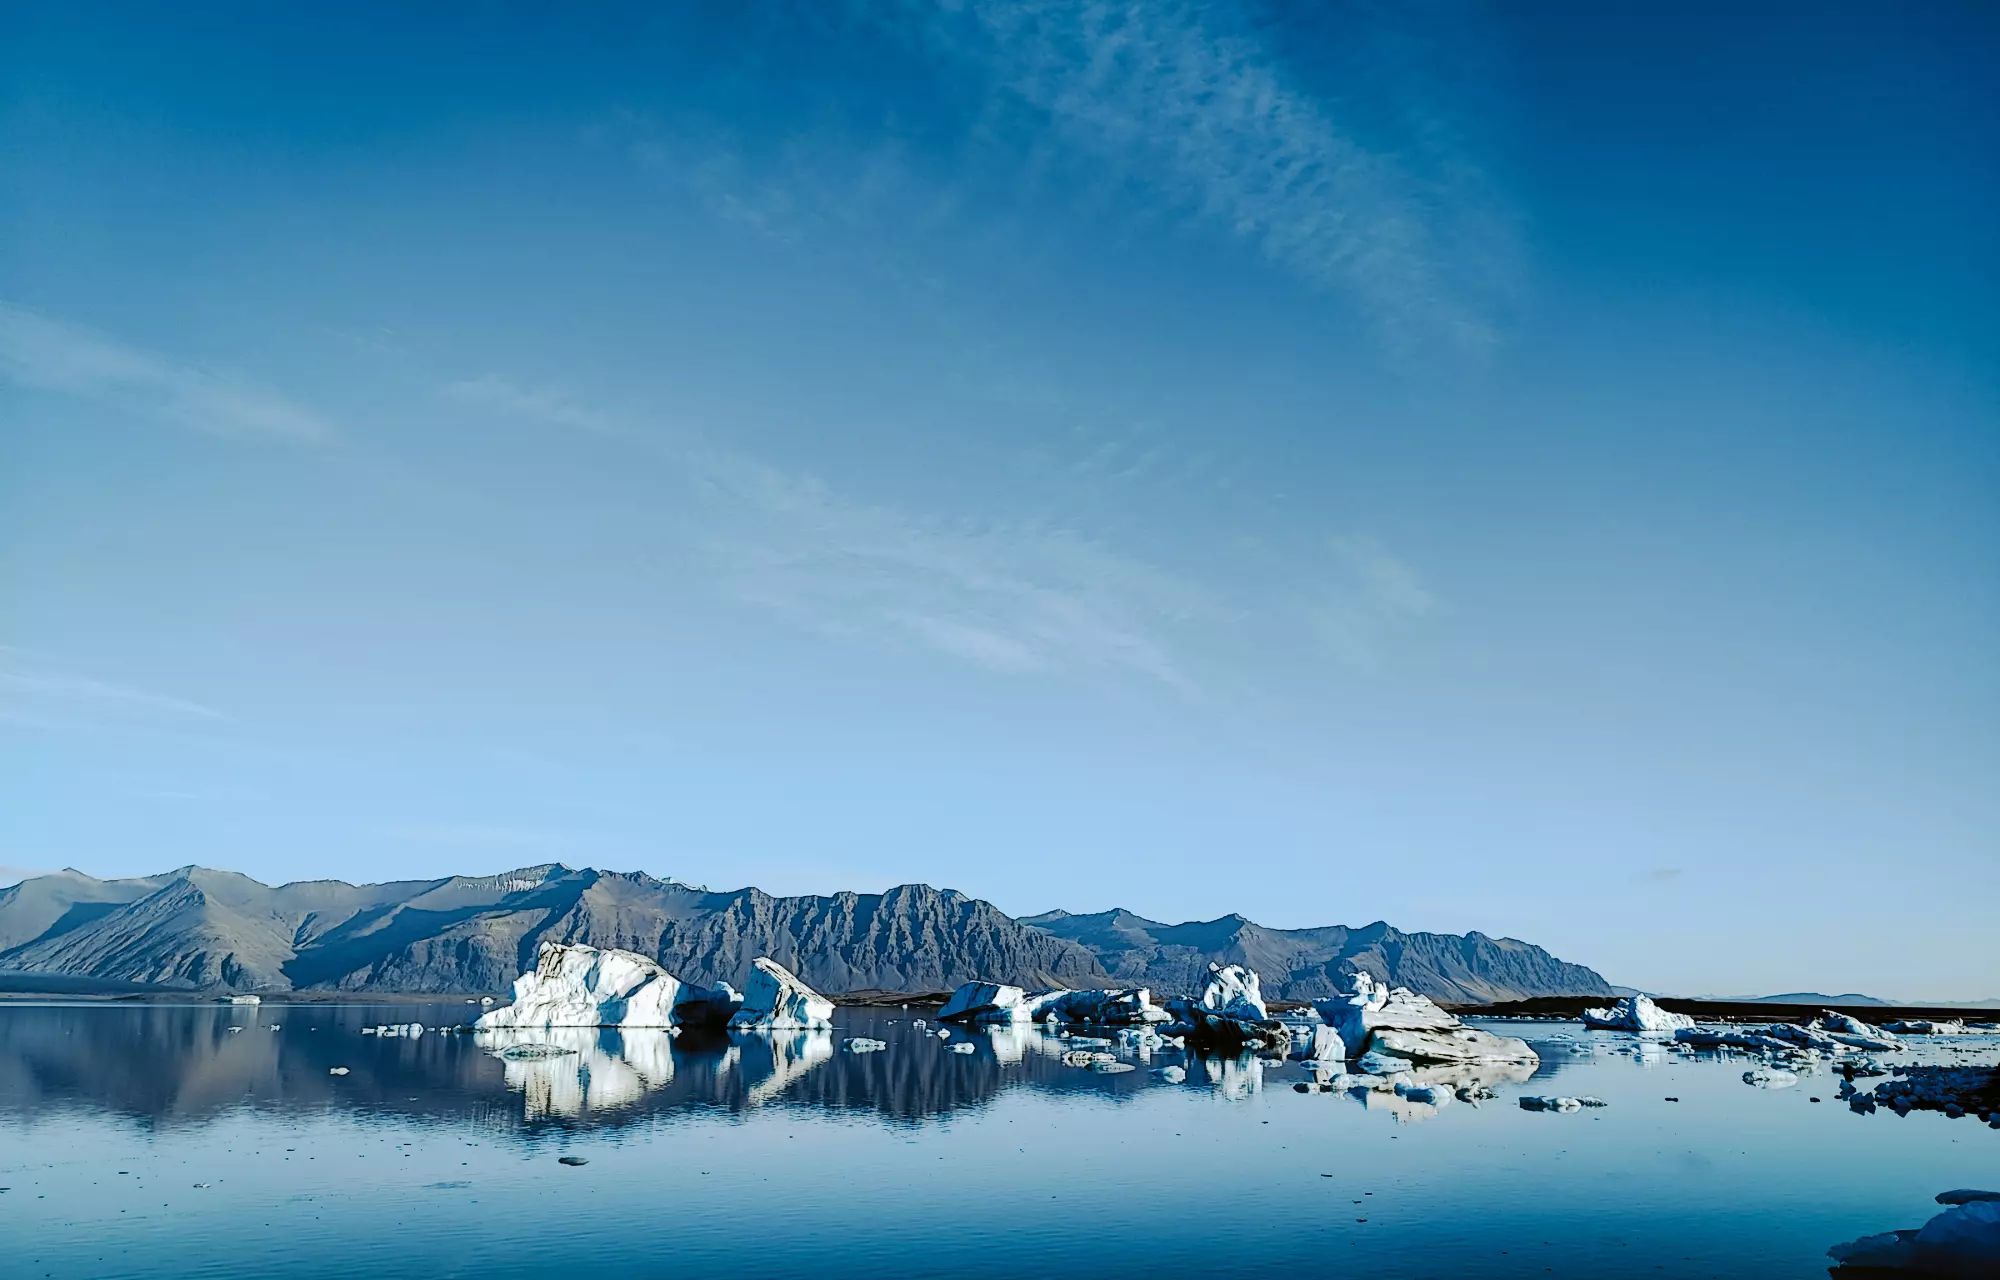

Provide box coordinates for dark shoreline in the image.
[1452,995,1997,1025]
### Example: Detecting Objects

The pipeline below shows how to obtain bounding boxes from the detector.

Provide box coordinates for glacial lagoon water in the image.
[1,1003,1995,1278]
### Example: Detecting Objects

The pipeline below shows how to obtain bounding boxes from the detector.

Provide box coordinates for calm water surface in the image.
[1,1002,1994,1278]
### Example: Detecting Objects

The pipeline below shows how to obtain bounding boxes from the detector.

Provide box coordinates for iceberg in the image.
[1314,973,1452,1045]
[1829,1197,2000,1275]
[1028,988,1171,1025]
[1581,995,1695,1033]
[1816,1011,1904,1052]
[1312,974,1537,1066]
[1367,1025,1541,1065]
[1198,963,1268,1022]
[843,1037,887,1053]
[938,981,1031,1025]
[1285,1022,1346,1064]
[727,958,834,1030]
[474,941,728,1030]
[1173,1007,1291,1053]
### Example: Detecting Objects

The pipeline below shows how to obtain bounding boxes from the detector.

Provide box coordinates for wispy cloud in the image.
[0,301,334,442]
[453,375,1217,689]
[1307,535,1442,664]
[711,452,1218,691]
[1643,867,1687,884]
[0,649,227,723]
[963,0,1517,357]
[451,377,1440,694]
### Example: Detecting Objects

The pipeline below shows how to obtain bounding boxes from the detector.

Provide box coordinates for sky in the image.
[2,2,1995,1001]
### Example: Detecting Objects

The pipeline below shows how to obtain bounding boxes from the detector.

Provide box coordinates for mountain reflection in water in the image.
[0,1001,1588,1133]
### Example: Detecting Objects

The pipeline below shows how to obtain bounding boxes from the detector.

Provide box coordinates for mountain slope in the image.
[1019,908,1613,1003]
[0,865,1611,1002]
[0,865,1109,995]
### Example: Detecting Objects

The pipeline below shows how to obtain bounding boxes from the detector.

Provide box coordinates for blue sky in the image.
[3,2,1995,999]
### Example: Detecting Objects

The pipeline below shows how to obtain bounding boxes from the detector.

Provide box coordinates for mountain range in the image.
[0,864,1614,1004]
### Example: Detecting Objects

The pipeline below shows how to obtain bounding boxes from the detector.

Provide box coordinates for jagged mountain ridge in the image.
[1019,907,1615,1004]
[0,865,1107,996]
[0,865,1613,1002]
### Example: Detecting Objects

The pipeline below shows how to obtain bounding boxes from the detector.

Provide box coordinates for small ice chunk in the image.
[842,1037,887,1053]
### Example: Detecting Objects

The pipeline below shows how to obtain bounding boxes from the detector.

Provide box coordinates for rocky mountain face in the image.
[0,865,1613,1002]
[0,865,1108,996]
[1018,908,1614,1004]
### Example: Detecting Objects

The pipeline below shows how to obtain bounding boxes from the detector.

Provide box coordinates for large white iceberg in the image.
[1198,963,1268,1022]
[1314,972,1452,1045]
[1313,973,1537,1066]
[475,941,732,1030]
[728,958,834,1030]
[1581,994,1695,1033]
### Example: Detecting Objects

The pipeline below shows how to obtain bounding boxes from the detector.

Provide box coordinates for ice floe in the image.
[1742,1067,1800,1089]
